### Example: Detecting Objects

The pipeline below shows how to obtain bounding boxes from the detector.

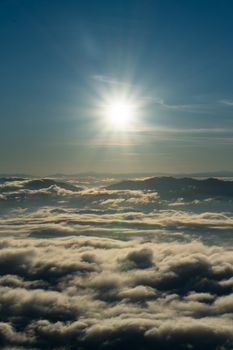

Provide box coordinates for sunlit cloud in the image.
[219,99,233,106]
[0,235,232,349]
[92,75,133,87]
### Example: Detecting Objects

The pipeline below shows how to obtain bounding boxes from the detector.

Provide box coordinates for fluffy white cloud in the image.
[0,236,232,349]
[0,177,233,349]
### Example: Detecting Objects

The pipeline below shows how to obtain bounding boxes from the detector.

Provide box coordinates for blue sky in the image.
[1,0,233,174]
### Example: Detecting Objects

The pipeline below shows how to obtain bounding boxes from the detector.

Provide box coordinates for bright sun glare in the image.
[105,101,134,129]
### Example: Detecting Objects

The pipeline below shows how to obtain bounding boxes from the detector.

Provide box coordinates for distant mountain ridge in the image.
[1,170,233,178]
[0,178,82,193]
[107,177,233,199]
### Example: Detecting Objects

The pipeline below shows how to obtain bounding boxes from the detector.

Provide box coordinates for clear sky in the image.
[1,0,233,174]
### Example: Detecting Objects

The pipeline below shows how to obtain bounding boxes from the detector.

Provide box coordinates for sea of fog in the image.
[0,175,232,349]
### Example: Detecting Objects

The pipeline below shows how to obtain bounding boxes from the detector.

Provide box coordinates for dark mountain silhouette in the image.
[23,178,81,192]
[107,177,233,199]
[0,178,82,193]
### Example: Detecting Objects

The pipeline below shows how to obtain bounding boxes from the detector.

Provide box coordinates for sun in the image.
[105,100,134,129]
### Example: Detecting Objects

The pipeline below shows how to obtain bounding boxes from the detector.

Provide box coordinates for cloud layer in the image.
[0,177,233,245]
[0,236,232,349]
[0,176,233,349]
